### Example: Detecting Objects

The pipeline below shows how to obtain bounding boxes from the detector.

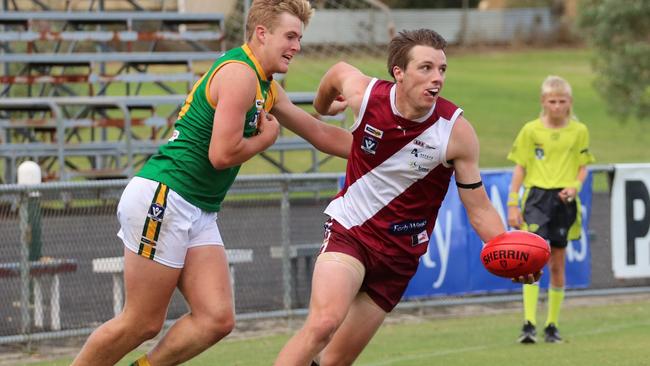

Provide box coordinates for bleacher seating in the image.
[0,7,337,183]
[0,11,225,99]
[0,9,224,182]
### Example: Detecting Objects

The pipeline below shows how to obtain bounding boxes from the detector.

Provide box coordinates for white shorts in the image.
[117,176,224,268]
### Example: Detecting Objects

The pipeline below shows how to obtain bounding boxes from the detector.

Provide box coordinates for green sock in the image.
[130,354,151,366]
[546,287,565,326]
[523,283,539,325]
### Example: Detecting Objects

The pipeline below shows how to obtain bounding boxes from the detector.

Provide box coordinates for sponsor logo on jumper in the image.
[168,129,180,142]
[249,113,259,129]
[255,99,264,109]
[361,136,378,154]
[482,249,529,266]
[409,161,430,172]
[413,139,436,149]
[148,203,165,222]
[410,148,436,161]
[364,124,384,139]
[390,219,428,235]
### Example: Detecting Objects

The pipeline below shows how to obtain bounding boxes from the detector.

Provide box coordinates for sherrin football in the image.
[481,230,550,278]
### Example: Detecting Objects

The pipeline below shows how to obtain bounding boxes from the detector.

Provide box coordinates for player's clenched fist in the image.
[257,109,280,147]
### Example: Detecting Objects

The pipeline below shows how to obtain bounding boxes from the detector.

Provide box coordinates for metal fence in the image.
[1,170,649,344]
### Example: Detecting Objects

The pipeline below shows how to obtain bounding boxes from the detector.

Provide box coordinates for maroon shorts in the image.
[319,219,420,312]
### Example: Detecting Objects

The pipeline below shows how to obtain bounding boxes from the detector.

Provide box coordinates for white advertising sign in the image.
[611,164,650,278]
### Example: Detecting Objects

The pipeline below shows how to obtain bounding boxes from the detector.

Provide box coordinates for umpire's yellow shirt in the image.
[508,118,595,190]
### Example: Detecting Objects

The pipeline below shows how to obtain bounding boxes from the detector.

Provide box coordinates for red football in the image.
[481,230,550,278]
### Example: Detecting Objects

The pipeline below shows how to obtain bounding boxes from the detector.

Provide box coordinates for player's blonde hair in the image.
[540,75,574,118]
[246,0,313,42]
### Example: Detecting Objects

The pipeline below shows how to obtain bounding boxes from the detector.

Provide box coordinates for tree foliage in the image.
[578,0,650,121]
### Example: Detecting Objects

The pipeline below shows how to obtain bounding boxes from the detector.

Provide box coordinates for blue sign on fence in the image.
[403,170,593,299]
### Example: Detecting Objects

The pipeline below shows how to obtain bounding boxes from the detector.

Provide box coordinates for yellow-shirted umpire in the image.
[507,75,595,344]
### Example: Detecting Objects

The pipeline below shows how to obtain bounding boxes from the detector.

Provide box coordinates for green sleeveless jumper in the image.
[138,44,277,212]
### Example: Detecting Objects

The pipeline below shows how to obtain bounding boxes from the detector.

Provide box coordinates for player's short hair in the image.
[387,29,447,79]
[246,0,313,42]
[540,75,574,118]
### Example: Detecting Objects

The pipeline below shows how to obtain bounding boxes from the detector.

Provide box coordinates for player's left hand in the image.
[511,271,543,284]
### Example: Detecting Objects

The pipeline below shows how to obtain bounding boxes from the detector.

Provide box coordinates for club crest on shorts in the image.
[148,203,165,222]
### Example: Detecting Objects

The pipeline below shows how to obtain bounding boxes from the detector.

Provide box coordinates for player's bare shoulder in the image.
[209,62,258,105]
[447,114,479,162]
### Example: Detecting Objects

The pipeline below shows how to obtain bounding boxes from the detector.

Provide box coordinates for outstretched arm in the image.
[271,83,352,159]
[207,63,279,169]
[448,116,540,284]
[447,116,505,242]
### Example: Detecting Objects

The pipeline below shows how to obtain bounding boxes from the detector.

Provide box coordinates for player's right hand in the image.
[257,109,280,145]
[511,270,543,284]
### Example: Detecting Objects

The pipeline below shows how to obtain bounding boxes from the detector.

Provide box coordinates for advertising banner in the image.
[611,164,650,278]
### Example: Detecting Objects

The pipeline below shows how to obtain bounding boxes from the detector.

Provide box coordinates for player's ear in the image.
[393,66,404,83]
[255,25,267,44]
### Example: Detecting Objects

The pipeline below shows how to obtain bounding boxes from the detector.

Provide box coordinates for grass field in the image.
[23,295,650,366]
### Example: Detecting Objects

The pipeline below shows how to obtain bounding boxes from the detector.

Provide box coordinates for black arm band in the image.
[456,180,483,189]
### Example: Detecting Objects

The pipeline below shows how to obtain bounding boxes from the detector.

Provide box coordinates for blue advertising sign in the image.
[403,170,593,299]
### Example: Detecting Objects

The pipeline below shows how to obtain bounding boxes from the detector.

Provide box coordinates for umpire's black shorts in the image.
[523,187,577,248]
